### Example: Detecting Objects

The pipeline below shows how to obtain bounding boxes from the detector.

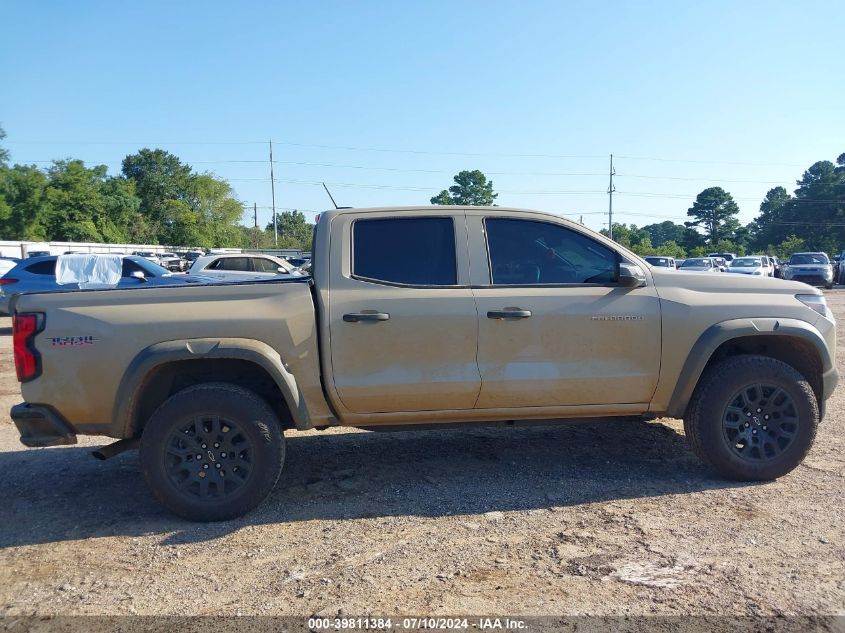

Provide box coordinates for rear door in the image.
[468,212,662,409]
[325,212,481,414]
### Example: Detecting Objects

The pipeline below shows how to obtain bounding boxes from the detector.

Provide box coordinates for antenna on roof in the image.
[322,182,340,210]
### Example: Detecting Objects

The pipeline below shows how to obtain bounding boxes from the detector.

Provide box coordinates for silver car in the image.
[188,253,301,282]
[678,257,721,273]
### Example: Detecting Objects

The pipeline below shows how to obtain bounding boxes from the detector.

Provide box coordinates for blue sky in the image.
[2,0,843,233]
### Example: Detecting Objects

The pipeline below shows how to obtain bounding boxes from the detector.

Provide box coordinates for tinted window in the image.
[26,260,57,275]
[353,217,457,286]
[217,257,250,271]
[485,218,616,285]
[251,257,281,273]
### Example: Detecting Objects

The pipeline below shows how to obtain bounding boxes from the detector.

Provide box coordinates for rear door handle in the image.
[343,312,390,323]
[487,309,532,319]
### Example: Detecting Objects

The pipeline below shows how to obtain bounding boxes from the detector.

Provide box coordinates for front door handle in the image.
[343,312,390,323]
[487,309,532,320]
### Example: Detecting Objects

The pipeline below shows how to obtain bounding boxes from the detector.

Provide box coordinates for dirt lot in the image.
[0,294,843,619]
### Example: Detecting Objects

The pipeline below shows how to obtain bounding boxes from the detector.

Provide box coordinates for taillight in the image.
[0,278,18,285]
[13,313,44,382]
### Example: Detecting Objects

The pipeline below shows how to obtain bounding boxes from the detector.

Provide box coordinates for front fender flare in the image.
[666,317,832,418]
[113,337,311,436]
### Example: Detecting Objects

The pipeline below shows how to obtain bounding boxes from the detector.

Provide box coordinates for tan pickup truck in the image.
[9,206,839,521]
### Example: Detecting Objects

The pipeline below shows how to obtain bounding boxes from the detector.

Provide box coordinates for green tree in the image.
[265,210,314,249]
[685,187,740,245]
[0,164,50,240]
[641,221,686,248]
[777,234,806,259]
[430,169,497,206]
[42,160,113,242]
[0,124,9,166]
[121,148,193,236]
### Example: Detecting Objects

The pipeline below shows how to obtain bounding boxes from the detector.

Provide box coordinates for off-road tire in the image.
[684,355,817,481]
[140,382,285,521]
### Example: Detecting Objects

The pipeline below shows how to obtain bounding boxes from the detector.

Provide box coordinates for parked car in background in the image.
[782,252,834,289]
[674,259,685,268]
[132,251,161,265]
[0,257,21,278]
[678,257,721,273]
[25,250,51,258]
[0,255,218,315]
[769,255,783,278]
[710,257,727,271]
[285,257,311,268]
[707,252,736,264]
[157,253,184,272]
[188,253,301,282]
[725,256,768,276]
[644,256,676,269]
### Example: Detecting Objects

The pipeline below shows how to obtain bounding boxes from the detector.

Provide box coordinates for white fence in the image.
[0,240,311,260]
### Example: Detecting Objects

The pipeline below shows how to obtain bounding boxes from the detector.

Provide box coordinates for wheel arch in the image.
[114,338,313,438]
[667,318,832,419]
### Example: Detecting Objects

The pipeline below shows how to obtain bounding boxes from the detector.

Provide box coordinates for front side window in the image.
[485,218,616,285]
[353,217,457,286]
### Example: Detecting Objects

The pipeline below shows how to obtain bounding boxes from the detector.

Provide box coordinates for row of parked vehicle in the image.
[0,251,312,315]
[644,252,836,288]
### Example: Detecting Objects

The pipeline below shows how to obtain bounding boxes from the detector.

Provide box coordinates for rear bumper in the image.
[11,403,77,447]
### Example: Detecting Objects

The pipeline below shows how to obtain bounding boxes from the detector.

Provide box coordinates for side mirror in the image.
[277,267,289,274]
[618,263,646,288]
[130,270,148,282]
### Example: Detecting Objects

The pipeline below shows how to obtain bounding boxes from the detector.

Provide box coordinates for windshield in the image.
[731,258,762,267]
[789,254,829,265]
[681,258,711,268]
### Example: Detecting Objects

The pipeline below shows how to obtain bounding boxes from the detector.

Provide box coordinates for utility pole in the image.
[253,202,258,247]
[270,140,277,246]
[607,154,615,241]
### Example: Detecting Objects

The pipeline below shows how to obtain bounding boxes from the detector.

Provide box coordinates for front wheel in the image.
[140,383,285,521]
[684,355,818,481]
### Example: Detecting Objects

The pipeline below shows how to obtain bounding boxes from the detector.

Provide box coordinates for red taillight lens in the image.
[0,278,18,285]
[13,313,43,382]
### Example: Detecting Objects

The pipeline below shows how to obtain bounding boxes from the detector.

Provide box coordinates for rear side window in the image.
[353,217,457,286]
[25,260,56,275]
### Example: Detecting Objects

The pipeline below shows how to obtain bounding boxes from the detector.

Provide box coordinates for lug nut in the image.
[199,471,206,478]
[196,454,202,459]
[763,426,768,431]
[203,464,209,469]
[215,463,221,469]
[221,452,227,458]
[756,408,762,413]
[214,442,220,448]
[752,429,757,435]
[746,412,752,417]
[745,423,750,428]
[222,426,230,433]
[201,443,207,449]
[764,415,769,420]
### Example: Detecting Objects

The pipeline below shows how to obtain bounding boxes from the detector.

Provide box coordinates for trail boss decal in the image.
[48,336,98,347]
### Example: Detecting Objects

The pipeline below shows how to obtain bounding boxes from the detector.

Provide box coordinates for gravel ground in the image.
[0,293,844,619]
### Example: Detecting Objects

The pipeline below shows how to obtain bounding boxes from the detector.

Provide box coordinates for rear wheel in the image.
[140,383,285,521]
[684,355,817,480]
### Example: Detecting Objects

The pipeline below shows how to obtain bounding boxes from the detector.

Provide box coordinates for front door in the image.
[327,213,481,414]
[469,214,661,409]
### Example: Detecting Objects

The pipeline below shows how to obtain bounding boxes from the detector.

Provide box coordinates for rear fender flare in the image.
[113,337,310,436]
